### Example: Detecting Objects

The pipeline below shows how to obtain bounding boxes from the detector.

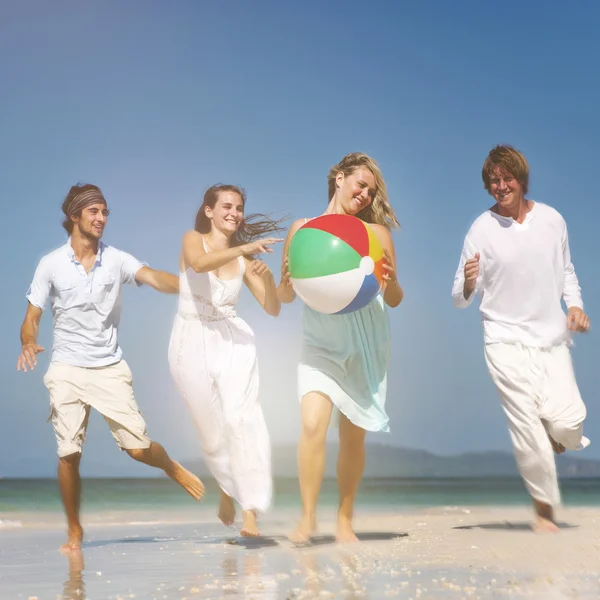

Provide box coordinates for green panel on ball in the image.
[289,228,361,279]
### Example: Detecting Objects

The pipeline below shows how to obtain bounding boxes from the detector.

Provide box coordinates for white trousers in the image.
[169,314,272,513]
[484,342,589,507]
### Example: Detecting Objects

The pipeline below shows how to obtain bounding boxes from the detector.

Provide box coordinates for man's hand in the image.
[463,252,480,299]
[17,343,45,372]
[567,307,590,333]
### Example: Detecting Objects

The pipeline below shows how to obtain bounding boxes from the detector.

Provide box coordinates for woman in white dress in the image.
[169,184,283,536]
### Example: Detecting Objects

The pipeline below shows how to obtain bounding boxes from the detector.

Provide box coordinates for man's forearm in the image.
[20,319,38,347]
[154,270,179,294]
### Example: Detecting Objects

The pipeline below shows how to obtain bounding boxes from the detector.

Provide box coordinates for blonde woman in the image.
[278,153,404,543]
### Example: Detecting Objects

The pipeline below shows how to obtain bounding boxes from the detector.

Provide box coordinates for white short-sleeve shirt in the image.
[26,240,146,367]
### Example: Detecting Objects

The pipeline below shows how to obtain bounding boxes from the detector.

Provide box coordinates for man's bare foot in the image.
[60,525,83,553]
[532,516,560,533]
[240,510,260,537]
[548,435,565,454]
[336,517,359,543]
[532,499,558,533]
[165,462,205,500]
[218,491,236,527]
[288,515,316,544]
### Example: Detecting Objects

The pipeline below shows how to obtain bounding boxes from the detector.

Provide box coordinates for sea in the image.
[2,476,600,528]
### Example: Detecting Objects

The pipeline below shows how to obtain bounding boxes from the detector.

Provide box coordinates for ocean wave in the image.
[0,519,23,529]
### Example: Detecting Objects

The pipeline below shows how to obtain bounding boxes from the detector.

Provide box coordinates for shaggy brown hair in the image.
[482,145,529,194]
[61,183,105,234]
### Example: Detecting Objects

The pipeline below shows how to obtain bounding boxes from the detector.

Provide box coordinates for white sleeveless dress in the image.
[168,242,272,512]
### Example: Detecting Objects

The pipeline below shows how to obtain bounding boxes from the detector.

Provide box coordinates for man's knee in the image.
[58,452,82,469]
[551,420,584,450]
[125,447,150,462]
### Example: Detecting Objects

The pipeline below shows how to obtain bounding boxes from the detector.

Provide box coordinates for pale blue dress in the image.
[298,294,391,432]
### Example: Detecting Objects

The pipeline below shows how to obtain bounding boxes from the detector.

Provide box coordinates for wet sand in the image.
[1,506,600,598]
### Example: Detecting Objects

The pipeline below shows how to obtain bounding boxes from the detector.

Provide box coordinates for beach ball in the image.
[288,214,385,314]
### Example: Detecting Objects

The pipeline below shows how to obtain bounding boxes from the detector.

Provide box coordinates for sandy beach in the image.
[2,505,600,599]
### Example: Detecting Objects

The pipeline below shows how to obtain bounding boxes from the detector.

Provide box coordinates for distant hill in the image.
[182,443,600,479]
[4,443,600,478]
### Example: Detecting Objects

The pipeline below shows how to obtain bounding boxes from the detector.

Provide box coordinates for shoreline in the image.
[2,506,600,598]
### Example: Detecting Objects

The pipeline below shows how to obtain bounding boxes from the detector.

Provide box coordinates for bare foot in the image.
[240,510,260,537]
[532,499,559,533]
[532,516,560,533]
[288,515,316,544]
[218,491,236,527]
[548,435,565,454]
[60,525,83,553]
[336,517,359,543]
[165,462,205,500]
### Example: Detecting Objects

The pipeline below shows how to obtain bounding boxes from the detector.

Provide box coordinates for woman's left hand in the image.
[382,249,396,285]
[250,259,273,279]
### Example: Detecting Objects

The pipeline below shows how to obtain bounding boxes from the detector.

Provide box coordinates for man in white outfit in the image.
[17,183,205,552]
[452,145,590,532]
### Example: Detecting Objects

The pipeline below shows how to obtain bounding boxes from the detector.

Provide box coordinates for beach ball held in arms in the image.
[288,214,385,314]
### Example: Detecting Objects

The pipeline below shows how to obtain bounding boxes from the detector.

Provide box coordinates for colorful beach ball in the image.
[288,214,385,314]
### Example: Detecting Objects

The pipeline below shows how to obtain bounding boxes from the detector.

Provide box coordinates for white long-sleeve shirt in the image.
[452,202,583,348]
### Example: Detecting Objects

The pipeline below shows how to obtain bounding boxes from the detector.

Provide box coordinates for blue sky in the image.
[1,0,599,477]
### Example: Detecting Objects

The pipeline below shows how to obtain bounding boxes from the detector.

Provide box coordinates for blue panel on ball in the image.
[335,274,380,314]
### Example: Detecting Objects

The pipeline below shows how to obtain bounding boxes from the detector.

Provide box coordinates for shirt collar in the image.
[65,238,105,266]
[489,201,537,226]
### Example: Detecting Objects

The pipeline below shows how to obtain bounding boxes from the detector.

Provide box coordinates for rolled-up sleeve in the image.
[119,251,147,286]
[26,257,52,310]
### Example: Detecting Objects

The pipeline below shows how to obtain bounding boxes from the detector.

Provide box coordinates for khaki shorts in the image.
[43,360,152,457]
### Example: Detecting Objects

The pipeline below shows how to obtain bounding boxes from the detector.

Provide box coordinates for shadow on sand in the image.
[453,521,578,531]
[198,531,408,549]
[83,535,187,549]
[84,530,408,551]
[308,531,408,546]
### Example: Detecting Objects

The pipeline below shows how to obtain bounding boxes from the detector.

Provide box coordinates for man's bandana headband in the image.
[68,189,106,216]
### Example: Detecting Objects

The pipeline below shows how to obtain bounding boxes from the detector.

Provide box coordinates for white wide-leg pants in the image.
[484,342,589,507]
[169,314,272,513]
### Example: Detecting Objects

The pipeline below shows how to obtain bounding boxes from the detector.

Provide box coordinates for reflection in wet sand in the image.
[62,550,85,600]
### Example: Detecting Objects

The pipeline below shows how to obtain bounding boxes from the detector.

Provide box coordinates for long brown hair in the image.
[194,184,286,255]
[327,152,399,230]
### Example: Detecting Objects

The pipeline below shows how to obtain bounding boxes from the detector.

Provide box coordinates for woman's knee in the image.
[301,415,329,442]
[339,416,366,446]
[300,393,332,441]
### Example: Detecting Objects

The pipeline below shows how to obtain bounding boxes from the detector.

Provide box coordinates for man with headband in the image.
[16,183,205,552]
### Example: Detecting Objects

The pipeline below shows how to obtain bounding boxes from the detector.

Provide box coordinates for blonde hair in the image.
[482,145,530,194]
[327,152,399,230]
